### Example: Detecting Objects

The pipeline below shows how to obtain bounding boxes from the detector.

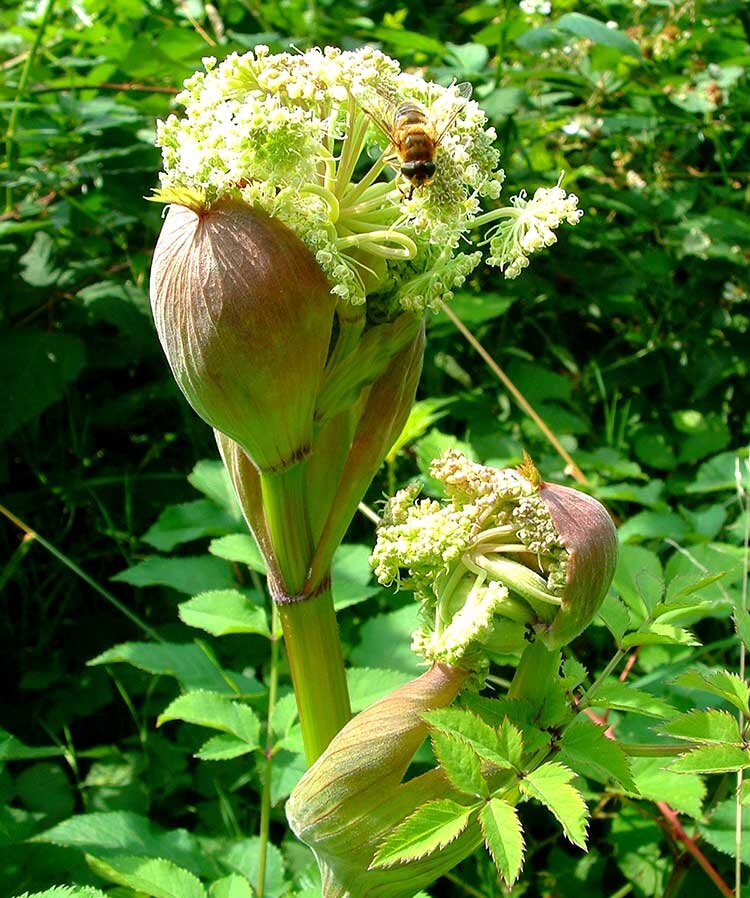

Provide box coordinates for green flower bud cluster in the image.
[155,45,582,312]
[372,450,617,671]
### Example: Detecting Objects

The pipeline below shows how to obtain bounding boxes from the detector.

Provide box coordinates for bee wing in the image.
[433,81,473,146]
[353,83,399,146]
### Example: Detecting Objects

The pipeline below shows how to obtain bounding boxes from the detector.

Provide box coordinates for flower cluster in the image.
[484,182,584,278]
[155,45,581,312]
[371,450,617,671]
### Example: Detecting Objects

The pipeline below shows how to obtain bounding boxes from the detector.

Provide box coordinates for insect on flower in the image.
[356,81,473,199]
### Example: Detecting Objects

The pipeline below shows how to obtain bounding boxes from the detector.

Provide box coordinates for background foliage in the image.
[1,0,749,896]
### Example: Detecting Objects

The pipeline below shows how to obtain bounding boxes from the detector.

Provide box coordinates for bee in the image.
[358,82,473,198]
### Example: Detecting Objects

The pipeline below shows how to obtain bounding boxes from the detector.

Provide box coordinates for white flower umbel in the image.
[155,46,581,313]
[371,450,617,672]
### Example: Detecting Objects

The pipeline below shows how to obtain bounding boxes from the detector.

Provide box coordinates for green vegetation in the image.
[1,1,749,897]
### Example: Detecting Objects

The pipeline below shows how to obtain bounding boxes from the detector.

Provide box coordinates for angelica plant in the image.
[288,451,619,897]
[149,45,583,765]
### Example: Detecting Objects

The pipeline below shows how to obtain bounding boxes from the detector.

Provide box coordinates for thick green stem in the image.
[260,462,313,595]
[278,581,351,763]
[507,638,561,703]
[257,606,280,898]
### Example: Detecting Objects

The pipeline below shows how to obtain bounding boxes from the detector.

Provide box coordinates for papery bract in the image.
[150,198,336,473]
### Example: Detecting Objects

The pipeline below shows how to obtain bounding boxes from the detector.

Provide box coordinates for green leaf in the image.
[19,232,60,286]
[89,641,263,695]
[12,889,107,898]
[143,500,239,551]
[674,668,750,715]
[733,608,750,652]
[208,875,254,898]
[209,533,267,573]
[157,691,261,747]
[386,397,456,462]
[618,511,689,545]
[188,460,242,516]
[685,451,750,495]
[16,763,74,817]
[661,710,742,745]
[224,837,285,897]
[195,734,256,761]
[432,731,488,797]
[597,593,631,643]
[613,546,663,617]
[351,604,422,675]
[372,799,476,867]
[90,856,207,898]
[32,811,210,877]
[0,331,86,441]
[670,744,750,774]
[698,799,750,866]
[560,719,636,790]
[331,543,380,610]
[587,679,676,719]
[112,555,236,594]
[520,762,588,849]
[346,667,412,713]
[480,798,524,887]
[178,590,270,637]
[621,622,700,649]
[423,708,521,769]
[626,758,706,819]
[0,729,62,761]
[556,12,641,56]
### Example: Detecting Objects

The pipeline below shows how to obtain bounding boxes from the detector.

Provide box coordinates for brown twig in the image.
[30,81,178,95]
[440,301,588,484]
[656,801,734,898]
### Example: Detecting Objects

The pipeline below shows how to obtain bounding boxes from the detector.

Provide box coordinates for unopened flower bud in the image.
[150,198,336,473]
[534,480,618,648]
[287,663,481,898]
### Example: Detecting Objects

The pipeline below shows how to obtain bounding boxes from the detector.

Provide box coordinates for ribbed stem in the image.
[278,581,352,763]
[260,461,313,595]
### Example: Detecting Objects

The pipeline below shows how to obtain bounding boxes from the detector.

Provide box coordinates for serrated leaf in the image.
[698,799,750,866]
[12,889,107,898]
[208,875,255,898]
[670,744,750,774]
[112,555,236,594]
[195,734,256,761]
[89,856,207,898]
[613,546,663,617]
[88,641,263,695]
[331,543,380,610]
[371,799,475,867]
[423,708,520,769]
[432,731,488,797]
[480,798,524,886]
[674,668,750,715]
[520,763,589,848]
[621,622,700,649]
[209,533,267,573]
[561,658,588,690]
[587,679,676,719]
[224,837,285,897]
[178,590,270,637]
[32,811,212,877]
[158,691,260,748]
[597,593,632,643]
[560,719,636,790]
[666,570,727,603]
[143,500,238,551]
[733,608,750,652]
[661,710,742,745]
[625,758,706,819]
[188,460,241,517]
[346,667,412,713]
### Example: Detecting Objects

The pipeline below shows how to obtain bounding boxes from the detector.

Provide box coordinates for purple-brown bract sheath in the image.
[538,481,618,648]
[150,198,336,473]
